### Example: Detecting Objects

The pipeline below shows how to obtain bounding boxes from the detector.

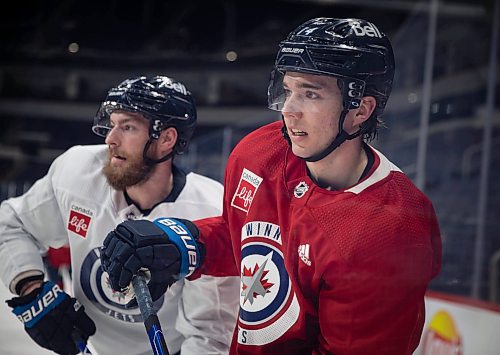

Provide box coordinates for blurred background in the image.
[0,0,498,342]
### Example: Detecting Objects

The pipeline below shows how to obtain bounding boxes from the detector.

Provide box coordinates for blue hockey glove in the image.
[6,280,96,355]
[100,217,205,304]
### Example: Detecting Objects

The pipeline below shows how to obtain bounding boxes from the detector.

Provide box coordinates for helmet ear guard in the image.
[338,78,365,111]
[150,119,165,140]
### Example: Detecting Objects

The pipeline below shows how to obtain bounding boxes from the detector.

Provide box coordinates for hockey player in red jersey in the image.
[101,17,442,354]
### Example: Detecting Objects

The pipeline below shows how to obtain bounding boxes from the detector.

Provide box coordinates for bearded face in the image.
[102,147,153,190]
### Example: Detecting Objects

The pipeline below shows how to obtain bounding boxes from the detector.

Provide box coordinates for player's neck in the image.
[306,139,367,191]
[125,162,174,211]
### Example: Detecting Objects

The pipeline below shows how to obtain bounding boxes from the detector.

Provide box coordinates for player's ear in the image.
[158,127,178,153]
[353,96,376,127]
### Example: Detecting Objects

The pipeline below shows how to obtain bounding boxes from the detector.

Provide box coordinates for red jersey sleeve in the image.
[314,181,441,354]
[193,215,238,278]
[318,244,435,354]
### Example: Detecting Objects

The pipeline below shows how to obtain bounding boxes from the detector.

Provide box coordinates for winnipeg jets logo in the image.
[241,253,274,305]
[80,248,165,323]
[294,181,309,198]
[238,222,300,346]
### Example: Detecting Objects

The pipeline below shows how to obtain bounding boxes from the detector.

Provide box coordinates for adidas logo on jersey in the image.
[298,244,311,266]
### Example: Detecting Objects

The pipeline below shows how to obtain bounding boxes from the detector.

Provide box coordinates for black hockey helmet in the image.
[93,76,197,162]
[268,18,395,162]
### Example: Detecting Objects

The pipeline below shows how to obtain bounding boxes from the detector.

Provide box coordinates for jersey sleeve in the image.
[194,215,239,278]
[0,154,70,293]
[176,165,240,352]
[175,275,239,354]
[317,204,441,354]
[318,245,434,354]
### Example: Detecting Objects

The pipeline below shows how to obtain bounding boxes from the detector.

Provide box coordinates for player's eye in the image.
[305,90,320,99]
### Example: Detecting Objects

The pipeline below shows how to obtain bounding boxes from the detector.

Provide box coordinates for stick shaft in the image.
[132,272,169,355]
[72,330,93,354]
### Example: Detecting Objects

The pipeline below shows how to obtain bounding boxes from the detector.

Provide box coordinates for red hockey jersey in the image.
[195,121,442,354]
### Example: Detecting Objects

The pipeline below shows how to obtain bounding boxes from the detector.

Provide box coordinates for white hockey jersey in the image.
[0,145,239,355]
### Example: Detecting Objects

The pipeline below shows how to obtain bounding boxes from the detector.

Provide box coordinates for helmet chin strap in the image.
[142,139,174,166]
[281,108,364,163]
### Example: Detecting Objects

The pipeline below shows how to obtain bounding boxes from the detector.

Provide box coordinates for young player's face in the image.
[281,72,344,159]
[102,111,153,190]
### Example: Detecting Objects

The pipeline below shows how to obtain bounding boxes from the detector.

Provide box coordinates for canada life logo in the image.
[67,204,94,238]
[231,168,263,214]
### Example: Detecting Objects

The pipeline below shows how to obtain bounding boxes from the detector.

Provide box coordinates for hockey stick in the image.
[132,272,169,355]
[72,329,93,354]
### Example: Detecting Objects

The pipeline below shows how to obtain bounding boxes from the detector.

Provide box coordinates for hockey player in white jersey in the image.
[0,75,239,354]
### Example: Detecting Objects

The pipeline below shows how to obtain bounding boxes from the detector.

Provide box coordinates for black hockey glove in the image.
[100,217,205,304]
[6,280,96,355]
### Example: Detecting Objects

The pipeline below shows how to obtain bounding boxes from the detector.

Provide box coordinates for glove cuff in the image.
[7,281,68,328]
[153,218,202,278]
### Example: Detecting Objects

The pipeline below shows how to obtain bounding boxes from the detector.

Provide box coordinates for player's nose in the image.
[282,96,303,119]
[105,126,120,146]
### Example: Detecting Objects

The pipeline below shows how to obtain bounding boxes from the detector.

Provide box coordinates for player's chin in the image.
[106,161,129,177]
[291,145,310,159]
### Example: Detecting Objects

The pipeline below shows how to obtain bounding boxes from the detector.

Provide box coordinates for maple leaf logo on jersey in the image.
[241,256,274,305]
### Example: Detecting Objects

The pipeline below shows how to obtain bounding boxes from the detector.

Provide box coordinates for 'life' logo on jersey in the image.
[67,204,94,238]
[231,168,263,214]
